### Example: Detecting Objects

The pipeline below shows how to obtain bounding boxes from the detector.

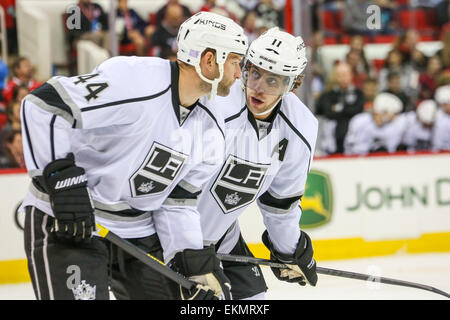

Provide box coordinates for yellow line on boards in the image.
[1,232,450,285]
[248,232,450,260]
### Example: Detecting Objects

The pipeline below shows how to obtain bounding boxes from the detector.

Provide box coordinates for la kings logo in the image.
[211,155,270,214]
[130,142,188,197]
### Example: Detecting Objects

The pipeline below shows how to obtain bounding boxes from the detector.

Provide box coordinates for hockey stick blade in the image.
[95,224,196,290]
[216,253,450,299]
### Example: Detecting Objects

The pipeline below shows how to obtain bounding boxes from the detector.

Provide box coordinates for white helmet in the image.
[242,27,307,116]
[177,11,248,99]
[416,99,437,125]
[373,92,403,114]
[434,85,450,105]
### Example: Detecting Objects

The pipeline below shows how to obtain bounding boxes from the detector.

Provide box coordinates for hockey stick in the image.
[95,224,196,290]
[216,253,450,298]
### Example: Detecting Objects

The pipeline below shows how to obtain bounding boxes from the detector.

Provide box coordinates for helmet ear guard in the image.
[176,12,248,99]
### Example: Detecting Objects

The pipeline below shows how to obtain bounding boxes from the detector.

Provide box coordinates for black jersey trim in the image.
[21,100,39,169]
[225,105,247,123]
[246,100,281,140]
[30,82,74,117]
[168,184,202,200]
[278,110,311,152]
[258,190,302,212]
[81,85,171,112]
[49,115,57,161]
[170,61,181,123]
[196,102,225,139]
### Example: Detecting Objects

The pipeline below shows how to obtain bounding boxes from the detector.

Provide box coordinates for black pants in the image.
[24,206,177,300]
[219,233,268,300]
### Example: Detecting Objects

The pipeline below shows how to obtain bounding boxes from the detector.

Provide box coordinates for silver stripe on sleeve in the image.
[25,94,77,128]
[47,78,83,128]
[177,180,202,194]
[162,198,197,207]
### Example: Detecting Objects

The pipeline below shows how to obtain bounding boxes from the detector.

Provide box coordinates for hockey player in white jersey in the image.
[195,27,319,299]
[344,92,405,155]
[20,11,247,300]
[432,85,450,151]
[399,99,437,151]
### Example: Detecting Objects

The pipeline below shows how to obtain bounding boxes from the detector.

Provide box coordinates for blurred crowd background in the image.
[0,0,449,169]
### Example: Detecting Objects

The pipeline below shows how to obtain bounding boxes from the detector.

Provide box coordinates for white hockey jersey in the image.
[197,81,318,255]
[344,112,407,155]
[432,109,450,151]
[20,56,225,261]
[398,111,434,151]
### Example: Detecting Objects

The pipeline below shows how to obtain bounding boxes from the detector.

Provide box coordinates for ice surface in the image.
[1,252,448,300]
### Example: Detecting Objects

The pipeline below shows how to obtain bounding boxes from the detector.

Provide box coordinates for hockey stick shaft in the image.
[95,224,196,290]
[216,254,450,298]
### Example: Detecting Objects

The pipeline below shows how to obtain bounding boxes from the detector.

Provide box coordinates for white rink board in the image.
[239,152,450,243]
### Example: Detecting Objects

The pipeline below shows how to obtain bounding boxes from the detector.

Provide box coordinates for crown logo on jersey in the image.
[72,280,96,300]
[137,181,155,194]
[224,192,242,206]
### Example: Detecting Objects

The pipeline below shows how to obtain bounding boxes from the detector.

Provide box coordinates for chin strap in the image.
[195,63,225,100]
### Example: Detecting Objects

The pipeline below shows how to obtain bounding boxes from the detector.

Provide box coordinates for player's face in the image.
[243,64,289,119]
[217,53,243,97]
[441,102,450,115]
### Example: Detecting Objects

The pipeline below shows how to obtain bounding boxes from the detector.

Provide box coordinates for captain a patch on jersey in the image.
[130,142,189,197]
[211,155,270,214]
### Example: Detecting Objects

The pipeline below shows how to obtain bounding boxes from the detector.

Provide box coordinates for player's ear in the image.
[200,49,218,78]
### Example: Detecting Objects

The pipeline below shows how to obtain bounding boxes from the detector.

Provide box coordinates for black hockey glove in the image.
[262,230,318,286]
[41,153,95,245]
[171,246,232,300]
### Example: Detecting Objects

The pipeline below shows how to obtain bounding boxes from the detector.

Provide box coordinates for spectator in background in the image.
[316,62,365,154]
[0,0,18,54]
[236,0,260,11]
[116,0,154,56]
[398,99,438,152]
[0,99,21,163]
[11,83,29,102]
[0,59,8,130]
[311,30,326,101]
[241,10,260,44]
[349,35,371,74]
[0,99,21,135]
[384,71,410,112]
[432,85,450,151]
[254,0,284,29]
[155,0,191,27]
[65,0,110,53]
[199,0,239,21]
[437,29,450,71]
[437,69,450,87]
[3,57,41,105]
[418,55,443,102]
[393,30,427,72]
[436,0,450,28]
[151,3,184,59]
[0,130,24,168]
[343,0,378,37]
[377,0,398,34]
[378,49,417,97]
[344,92,405,155]
[346,49,368,89]
[362,77,378,111]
